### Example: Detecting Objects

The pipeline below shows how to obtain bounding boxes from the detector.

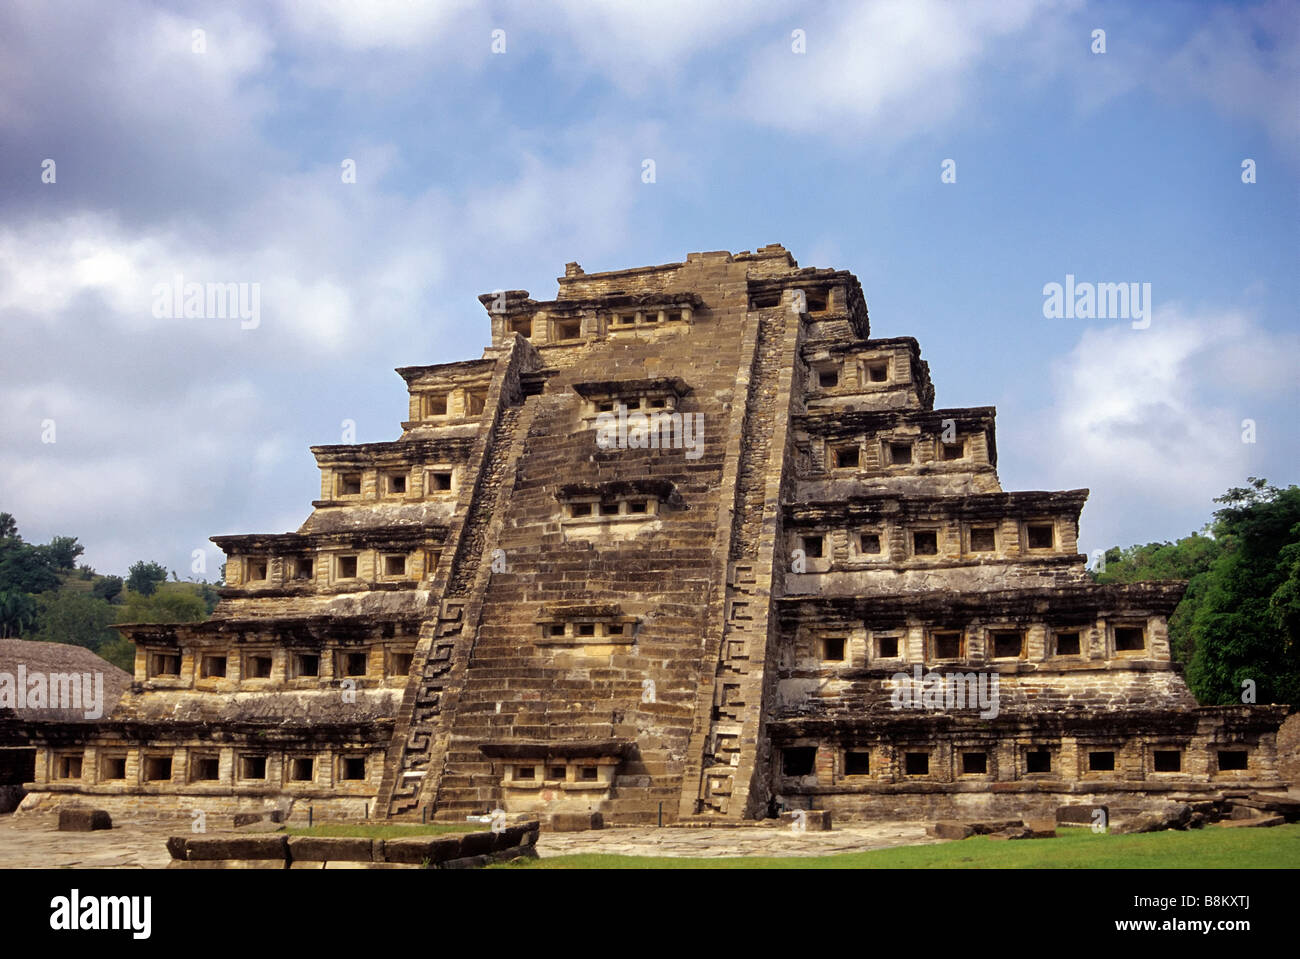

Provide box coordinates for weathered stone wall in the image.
[426,252,766,823]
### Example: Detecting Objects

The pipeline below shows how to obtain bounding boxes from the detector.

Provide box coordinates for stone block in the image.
[459,830,497,856]
[1211,815,1285,828]
[287,836,377,863]
[383,836,462,865]
[987,827,1034,840]
[57,808,111,832]
[927,821,975,840]
[165,835,188,860]
[549,811,604,832]
[780,809,831,831]
[968,820,1022,835]
[1243,793,1300,821]
[1057,804,1106,825]
[185,835,288,861]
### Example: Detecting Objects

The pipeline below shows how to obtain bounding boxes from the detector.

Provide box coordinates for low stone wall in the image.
[15,790,369,824]
[786,780,1296,823]
[166,821,541,869]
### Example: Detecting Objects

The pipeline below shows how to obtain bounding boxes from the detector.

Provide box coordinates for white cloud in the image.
[276,0,478,51]
[1012,307,1300,549]
[731,0,1054,138]
[532,0,787,92]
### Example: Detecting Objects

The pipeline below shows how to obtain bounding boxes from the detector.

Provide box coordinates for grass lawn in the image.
[287,822,482,839]
[496,823,1300,869]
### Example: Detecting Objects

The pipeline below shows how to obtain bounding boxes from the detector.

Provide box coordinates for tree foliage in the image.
[0,514,212,670]
[30,590,119,651]
[91,575,124,603]
[0,590,38,639]
[126,560,168,597]
[1095,478,1299,706]
[118,587,208,625]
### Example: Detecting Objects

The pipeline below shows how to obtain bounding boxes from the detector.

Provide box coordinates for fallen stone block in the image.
[1024,819,1058,838]
[1057,805,1106,826]
[165,836,188,860]
[287,836,378,863]
[968,820,1022,835]
[185,835,288,861]
[57,808,111,832]
[460,830,498,856]
[441,854,491,869]
[1113,803,1193,835]
[1110,813,1165,835]
[1211,815,1285,829]
[927,821,975,840]
[1242,794,1300,821]
[987,827,1034,840]
[549,811,604,832]
[780,810,832,831]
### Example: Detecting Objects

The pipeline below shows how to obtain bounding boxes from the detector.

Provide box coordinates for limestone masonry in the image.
[13,246,1292,824]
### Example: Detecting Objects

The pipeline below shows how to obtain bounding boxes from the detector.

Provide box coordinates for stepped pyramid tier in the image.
[14,246,1290,824]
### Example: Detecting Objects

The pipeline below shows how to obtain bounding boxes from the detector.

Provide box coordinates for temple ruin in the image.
[14,245,1292,824]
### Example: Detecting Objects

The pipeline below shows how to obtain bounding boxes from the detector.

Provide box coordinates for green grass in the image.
[287,822,482,839]
[494,823,1300,869]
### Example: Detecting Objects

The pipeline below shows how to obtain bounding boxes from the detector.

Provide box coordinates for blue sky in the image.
[0,0,1296,578]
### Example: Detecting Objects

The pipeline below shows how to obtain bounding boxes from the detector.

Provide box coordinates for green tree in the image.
[0,534,61,594]
[126,560,168,597]
[195,581,220,616]
[119,587,208,625]
[94,635,136,673]
[44,536,84,570]
[30,590,119,651]
[1184,480,1300,706]
[1094,532,1225,663]
[91,575,124,604]
[1093,479,1299,705]
[0,589,38,638]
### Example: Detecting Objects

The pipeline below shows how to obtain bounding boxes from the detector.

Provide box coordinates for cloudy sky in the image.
[0,0,1296,578]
